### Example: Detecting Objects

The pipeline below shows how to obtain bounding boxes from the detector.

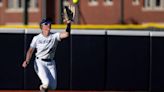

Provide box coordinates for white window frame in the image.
[88,0,98,6]
[6,0,38,13]
[29,0,38,9]
[103,0,113,6]
[28,0,39,12]
[132,0,140,6]
[143,0,164,11]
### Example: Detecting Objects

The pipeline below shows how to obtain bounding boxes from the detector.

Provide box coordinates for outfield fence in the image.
[0,27,164,92]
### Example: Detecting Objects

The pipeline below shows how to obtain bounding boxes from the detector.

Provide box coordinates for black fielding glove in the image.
[64,6,74,21]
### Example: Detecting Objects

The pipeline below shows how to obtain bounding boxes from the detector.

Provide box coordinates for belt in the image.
[36,57,52,62]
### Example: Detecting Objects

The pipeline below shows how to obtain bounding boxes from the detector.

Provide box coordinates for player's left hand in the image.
[64,20,72,24]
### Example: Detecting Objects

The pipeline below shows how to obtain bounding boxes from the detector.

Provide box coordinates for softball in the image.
[73,0,78,4]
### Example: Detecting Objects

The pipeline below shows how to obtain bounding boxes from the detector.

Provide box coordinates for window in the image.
[88,0,98,6]
[29,0,38,9]
[155,0,161,7]
[103,0,113,6]
[7,0,23,9]
[132,0,140,6]
[7,0,38,12]
[0,0,2,7]
[143,0,164,10]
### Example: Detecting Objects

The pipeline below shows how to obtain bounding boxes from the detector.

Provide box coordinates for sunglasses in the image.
[41,22,51,25]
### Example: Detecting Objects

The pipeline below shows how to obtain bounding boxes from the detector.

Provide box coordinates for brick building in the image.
[79,0,164,24]
[0,0,163,25]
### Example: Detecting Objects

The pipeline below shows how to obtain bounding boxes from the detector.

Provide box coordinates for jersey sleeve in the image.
[53,32,61,41]
[30,36,37,48]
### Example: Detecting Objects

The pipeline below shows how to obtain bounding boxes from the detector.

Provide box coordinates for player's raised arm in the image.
[22,47,35,68]
[60,5,75,40]
[59,21,71,40]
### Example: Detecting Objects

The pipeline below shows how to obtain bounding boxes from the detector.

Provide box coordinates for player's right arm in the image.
[22,47,35,68]
[22,36,37,68]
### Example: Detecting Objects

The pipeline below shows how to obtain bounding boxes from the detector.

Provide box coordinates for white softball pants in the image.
[34,59,57,89]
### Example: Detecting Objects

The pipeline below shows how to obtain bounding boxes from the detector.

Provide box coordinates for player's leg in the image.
[47,60,57,89]
[34,60,49,91]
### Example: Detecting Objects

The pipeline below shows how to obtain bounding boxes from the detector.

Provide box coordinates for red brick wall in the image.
[79,0,121,24]
[79,0,164,24]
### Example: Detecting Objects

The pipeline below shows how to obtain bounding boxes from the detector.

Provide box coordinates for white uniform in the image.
[30,32,61,89]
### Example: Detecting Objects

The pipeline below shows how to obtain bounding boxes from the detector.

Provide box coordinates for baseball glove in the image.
[63,5,75,22]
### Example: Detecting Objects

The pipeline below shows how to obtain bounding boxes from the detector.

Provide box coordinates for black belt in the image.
[36,57,52,62]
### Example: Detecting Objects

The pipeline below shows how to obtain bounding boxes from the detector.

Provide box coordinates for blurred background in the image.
[0,0,164,92]
[0,0,164,25]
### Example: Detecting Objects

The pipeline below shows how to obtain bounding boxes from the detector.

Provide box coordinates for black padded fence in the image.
[70,30,106,90]
[0,28,163,91]
[0,29,24,89]
[106,31,150,91]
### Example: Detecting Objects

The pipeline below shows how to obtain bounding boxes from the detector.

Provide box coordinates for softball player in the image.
[22,18,71,92]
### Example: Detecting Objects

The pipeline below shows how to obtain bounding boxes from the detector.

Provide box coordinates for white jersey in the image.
[30,32,61,59]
